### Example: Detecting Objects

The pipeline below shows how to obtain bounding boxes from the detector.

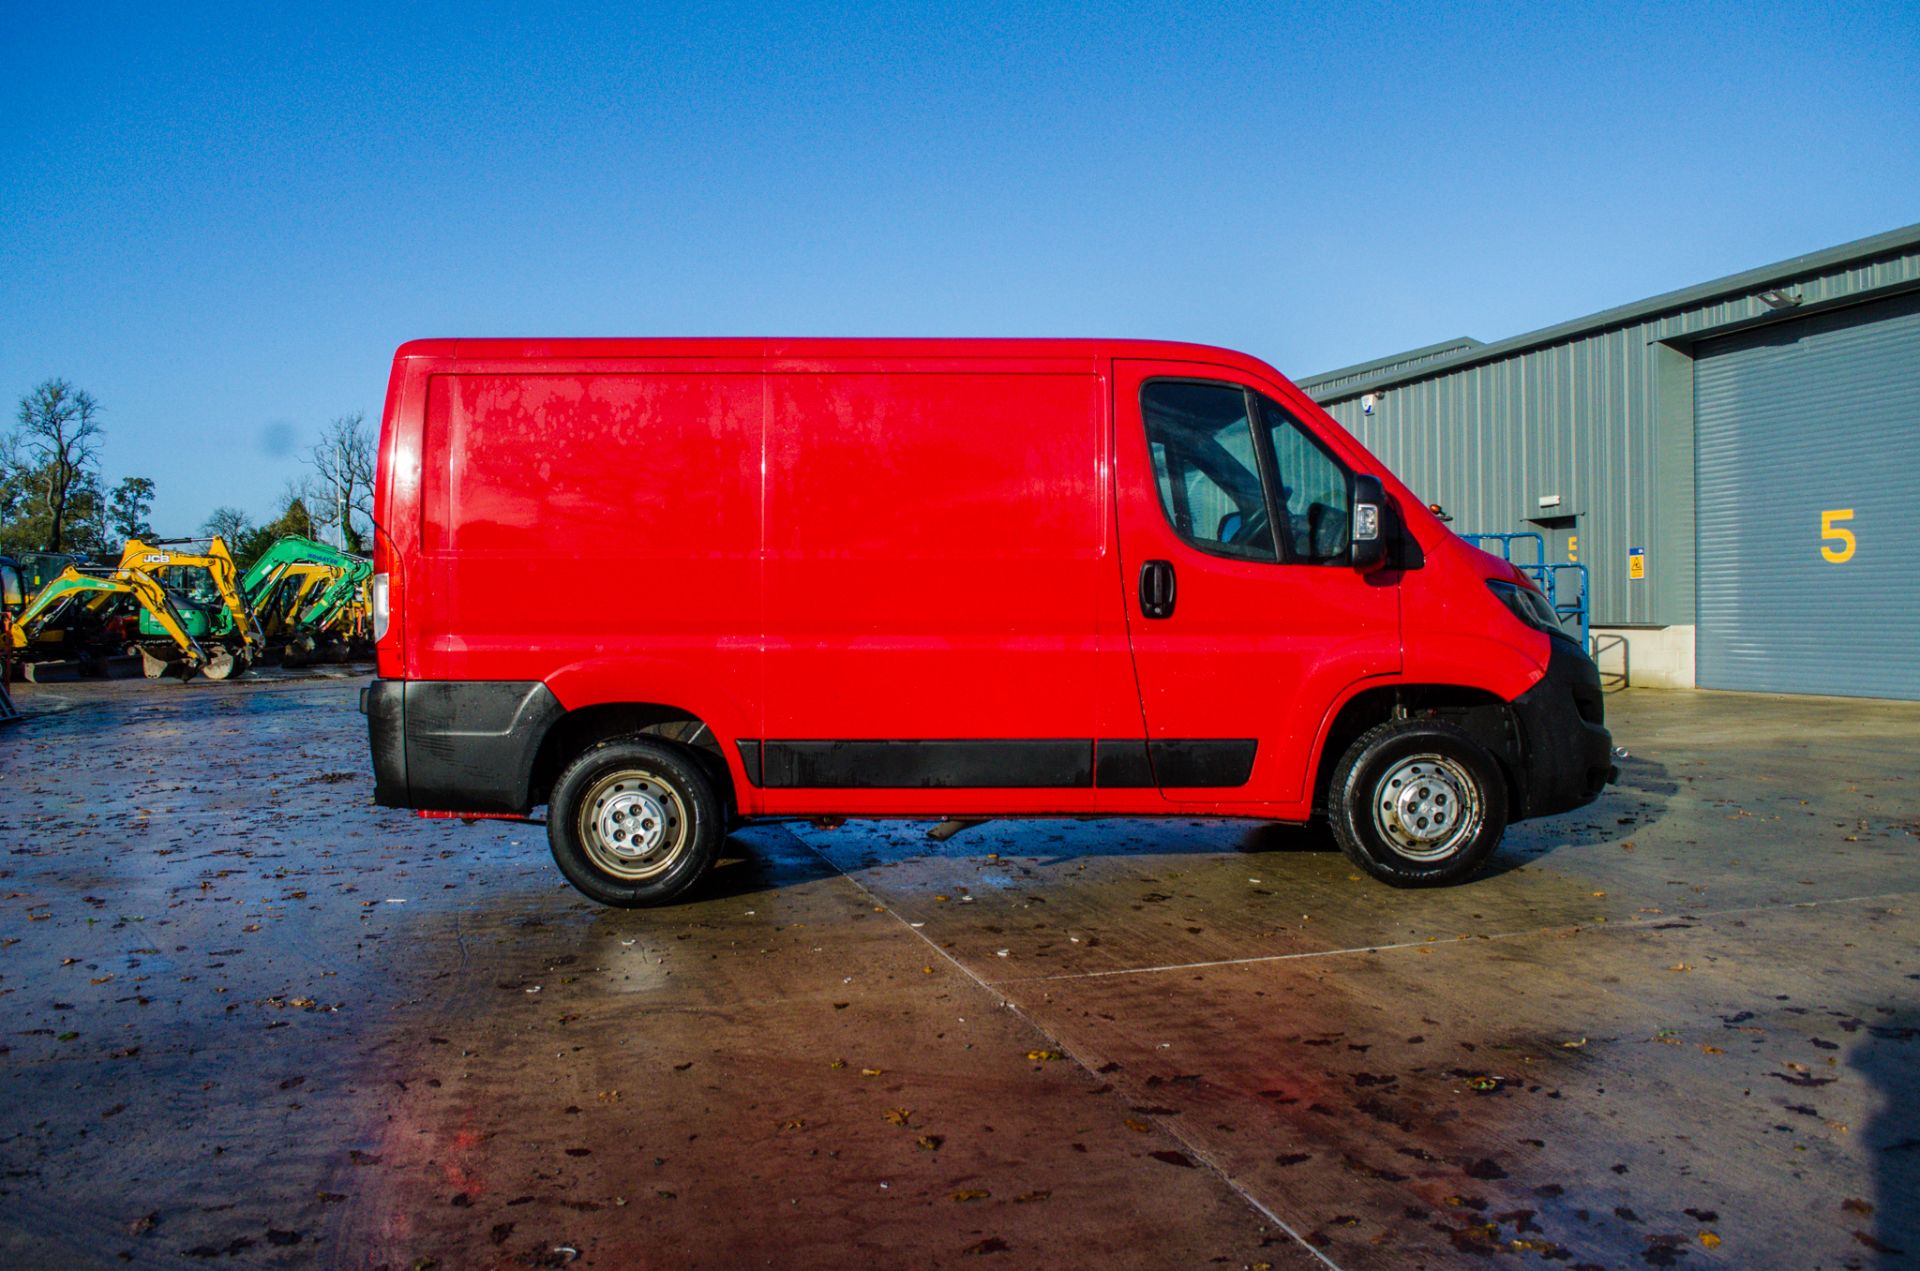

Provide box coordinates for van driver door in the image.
[1111,360,1401,806]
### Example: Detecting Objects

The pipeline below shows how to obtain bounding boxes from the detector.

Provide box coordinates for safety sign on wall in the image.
[1628,548,1645,580]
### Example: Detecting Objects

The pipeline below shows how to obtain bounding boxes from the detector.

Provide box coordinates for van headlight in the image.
[1487,580,1560,632]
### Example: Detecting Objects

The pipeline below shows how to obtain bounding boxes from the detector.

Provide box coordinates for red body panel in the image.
[375,338,1549,821]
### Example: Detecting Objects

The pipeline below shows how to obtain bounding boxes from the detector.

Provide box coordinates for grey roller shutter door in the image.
[1695,289,1920,700]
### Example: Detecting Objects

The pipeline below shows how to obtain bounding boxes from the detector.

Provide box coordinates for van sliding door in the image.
[757,365,1129,810]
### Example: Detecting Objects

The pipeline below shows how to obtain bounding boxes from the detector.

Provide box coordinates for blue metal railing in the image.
[1460,531,1591,649]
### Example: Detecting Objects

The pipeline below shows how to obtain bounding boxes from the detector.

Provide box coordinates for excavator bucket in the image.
[202,647,248,680]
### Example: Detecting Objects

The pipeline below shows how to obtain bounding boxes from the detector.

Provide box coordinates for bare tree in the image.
[202,506,252,542]
[16,378,103,552]
[306,412,375,551]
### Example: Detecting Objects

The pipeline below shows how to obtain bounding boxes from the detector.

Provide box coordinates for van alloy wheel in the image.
[578,770,689,881]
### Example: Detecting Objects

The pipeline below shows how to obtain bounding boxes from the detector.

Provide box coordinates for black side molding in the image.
[739,737,1260,790]
[1147,739,1258,788]
[735,738,763,787]
[760,740,1093,789]
[1095,738,1155,788]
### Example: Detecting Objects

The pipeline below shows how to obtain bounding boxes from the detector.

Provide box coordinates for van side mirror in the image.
[1350,474,1388,571]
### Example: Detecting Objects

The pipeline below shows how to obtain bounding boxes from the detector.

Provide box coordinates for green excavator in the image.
[241,536,373,663]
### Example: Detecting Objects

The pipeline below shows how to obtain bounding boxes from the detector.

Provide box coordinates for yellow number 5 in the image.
[1820,509,1856,563]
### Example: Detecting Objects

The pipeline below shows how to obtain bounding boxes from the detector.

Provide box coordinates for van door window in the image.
[1257,394,1352,565]
[1141,381,1278,562]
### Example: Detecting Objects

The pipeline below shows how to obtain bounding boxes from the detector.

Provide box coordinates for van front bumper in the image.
[1509,636,1615,821]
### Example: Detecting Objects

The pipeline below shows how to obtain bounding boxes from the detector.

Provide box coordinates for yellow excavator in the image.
[116,537,264,679]
[7,565,209,679]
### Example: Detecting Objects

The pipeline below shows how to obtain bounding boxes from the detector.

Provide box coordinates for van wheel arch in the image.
[1312,684,1519,819]
[529,702,739,822]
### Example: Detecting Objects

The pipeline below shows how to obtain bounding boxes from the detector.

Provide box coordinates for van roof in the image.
[392,337,1286,380]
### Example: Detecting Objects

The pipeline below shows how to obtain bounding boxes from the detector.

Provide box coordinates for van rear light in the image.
[371,573,391,641]
[371,525,405,677]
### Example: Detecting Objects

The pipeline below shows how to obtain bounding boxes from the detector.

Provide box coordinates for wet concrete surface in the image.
[1,675,1915,1268]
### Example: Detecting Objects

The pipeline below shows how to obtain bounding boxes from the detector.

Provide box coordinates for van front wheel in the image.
[1328,720,1507,887]
[548,737,723,907]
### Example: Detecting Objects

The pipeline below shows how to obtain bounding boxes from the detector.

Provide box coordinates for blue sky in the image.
[3,1,1917,534]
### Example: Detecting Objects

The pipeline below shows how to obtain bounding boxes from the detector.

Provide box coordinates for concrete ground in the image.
[0,675,1914,1270]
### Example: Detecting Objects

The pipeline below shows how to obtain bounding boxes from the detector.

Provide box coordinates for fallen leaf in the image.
[1025,1049,1063,1062]
[883,1108,912,1127]
[860,1068,883,1078]
[951,1188,990,1202]
[1124,1118,1151,1133]
[916,1135,943,1151]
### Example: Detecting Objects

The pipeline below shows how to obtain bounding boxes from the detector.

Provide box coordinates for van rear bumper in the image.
[362,678,563,813]
[1509,637,1615,820]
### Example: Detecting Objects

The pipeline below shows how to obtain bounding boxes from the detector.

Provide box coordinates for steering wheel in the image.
[1217,506,1272,551]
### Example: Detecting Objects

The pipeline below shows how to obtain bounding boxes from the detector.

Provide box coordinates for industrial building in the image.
[1299,223,1920,700]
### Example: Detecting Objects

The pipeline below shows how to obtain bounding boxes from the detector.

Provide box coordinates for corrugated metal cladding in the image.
[1322,330,1666,625]
[1306,225,1920,634]
[1695,289,1920,700]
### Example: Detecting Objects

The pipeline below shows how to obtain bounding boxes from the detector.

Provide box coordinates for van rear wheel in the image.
[548,737,722,907]
[1328,720,1507,887]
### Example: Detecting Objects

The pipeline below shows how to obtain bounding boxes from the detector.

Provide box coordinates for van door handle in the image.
[1139,560,1176,619]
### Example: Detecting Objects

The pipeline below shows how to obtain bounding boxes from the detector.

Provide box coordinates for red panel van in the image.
[362,339,1613,906]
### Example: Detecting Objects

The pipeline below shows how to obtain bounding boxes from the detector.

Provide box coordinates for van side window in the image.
[1141,382,1278,562]
[1258,394,1352,565]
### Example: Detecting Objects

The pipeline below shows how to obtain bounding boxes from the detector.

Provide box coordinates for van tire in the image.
[1328,719,1507,887]
[547,737,723,907]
